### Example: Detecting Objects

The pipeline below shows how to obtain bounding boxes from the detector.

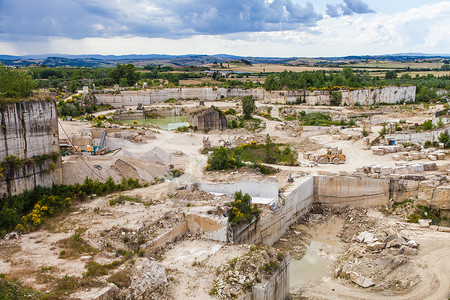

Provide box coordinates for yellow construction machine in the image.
[309,147,346,164]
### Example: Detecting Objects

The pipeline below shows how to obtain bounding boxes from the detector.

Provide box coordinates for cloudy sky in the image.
[0,0,449,57]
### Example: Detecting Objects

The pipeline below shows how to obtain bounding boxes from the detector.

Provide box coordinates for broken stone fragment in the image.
[3,232,20,240]
[418,219,432,228]
[399,246,417,256]
[386,237,406,248]
[356,231,377,244]
[349,271,375,288]
[366,241,385,251]
[407,240,418,249]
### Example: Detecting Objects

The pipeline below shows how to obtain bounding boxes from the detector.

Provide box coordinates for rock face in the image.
[189,108,227,131]
[94,86,416,107]
[128,258,168,299]
[0,100,62,197]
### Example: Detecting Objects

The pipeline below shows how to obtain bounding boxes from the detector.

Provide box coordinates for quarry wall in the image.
[94,86,416,107]
[227,177,314,246]
[0,100,62,197]
[314,176,391,207]
[385,126,450,144]
[252,254,290,300]
[223,175,425,246]
[193,181,279,201]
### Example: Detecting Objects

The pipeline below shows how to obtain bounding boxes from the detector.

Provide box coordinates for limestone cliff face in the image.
[94,86,416,107]
[0,100,62,197]
[188,108,227,131]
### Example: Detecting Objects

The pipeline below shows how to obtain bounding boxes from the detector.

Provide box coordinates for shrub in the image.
[228,191,260,227]
[207,146,244,171]
[0,177,141,233]
[108,270,131,288]
[242,95,256,119]
[422,119,434,131]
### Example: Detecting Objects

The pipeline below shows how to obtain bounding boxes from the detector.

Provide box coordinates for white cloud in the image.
[1,1,450,56]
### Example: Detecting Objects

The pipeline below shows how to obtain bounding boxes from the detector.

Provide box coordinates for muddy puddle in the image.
[289,240,333,293]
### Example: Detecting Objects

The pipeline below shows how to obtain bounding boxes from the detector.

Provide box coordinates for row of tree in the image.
[263,67,450,92]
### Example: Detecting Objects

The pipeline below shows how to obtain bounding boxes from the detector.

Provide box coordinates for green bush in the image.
[228,191,260,227]
[0,177,141,233]
[422,119,434,131]
[206,146,244,171]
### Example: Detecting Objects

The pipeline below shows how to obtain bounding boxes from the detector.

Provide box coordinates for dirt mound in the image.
[111,159,142,181]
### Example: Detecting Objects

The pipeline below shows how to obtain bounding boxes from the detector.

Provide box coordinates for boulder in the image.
[366,241,386,251]
[409,164,424,173]
[386,237,407,248]
[356,231,377,244]
[418,219,432,228]
[380,167,393,176]
[94,284,119,300]
[399,246,417,256]
[372,148,384,156]
[422,162,438,171]
[431,186,450,210]
[428,155,437,161]
[129,258,169,298]
[3,232,20,240]
[349,272,375,288]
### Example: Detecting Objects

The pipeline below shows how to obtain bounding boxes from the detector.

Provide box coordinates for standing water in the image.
[289,240,332,293]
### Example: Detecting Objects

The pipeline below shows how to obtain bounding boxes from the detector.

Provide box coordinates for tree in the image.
[0,64,36,99]
[242,95,255,119]
[438,131,450,148]
[385,70,397,80]
[264,134,275,164]
[110,63,140,86]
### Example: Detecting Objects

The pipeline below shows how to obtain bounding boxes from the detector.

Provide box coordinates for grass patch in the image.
[58,230,97,259]
[108,270,131,288]
[299,112,340,126]
[83,259,126,278]
[248,163,278,175]
[109,195,143,206]
[407,205,441,224]
[0,274,40,300]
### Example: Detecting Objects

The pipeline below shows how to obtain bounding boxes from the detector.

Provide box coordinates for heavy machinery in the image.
[309,147,346,165]
[91,131,121,156]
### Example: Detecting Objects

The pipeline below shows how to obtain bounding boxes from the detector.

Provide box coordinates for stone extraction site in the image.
[1,90,450,300]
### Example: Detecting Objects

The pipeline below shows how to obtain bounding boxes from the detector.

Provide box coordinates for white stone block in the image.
[380,167,393,175]
[392,154,400,161]
[422,162,438,171]
[428,155,437,161]
[393,166,408,174]
[372,148,384,156]
[411,152,420,160]
[409,164,424,173]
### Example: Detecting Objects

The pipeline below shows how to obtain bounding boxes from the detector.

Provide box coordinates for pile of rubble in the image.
[335,229,421,293]
[211,245,286,299]
[356,162,438,176]
[372,144,448,162]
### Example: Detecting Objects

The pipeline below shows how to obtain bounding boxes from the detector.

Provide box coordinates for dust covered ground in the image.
[1,100,449,299]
